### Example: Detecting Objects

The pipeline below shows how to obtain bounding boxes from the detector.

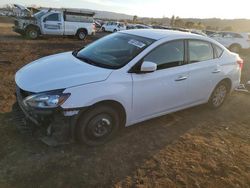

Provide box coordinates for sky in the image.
[0,0,249,19]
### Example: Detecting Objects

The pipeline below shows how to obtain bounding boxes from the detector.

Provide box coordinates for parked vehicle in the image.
[203,30,217,36]
[134,24,152,29]
[190,29,207,36]
[101,21,126,32]
[13,9,96,40]
[210,31,250,53]
[152,25,171,29]
[14,29,243,146]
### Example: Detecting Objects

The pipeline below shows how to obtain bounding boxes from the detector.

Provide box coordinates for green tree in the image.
[133,15,138,24]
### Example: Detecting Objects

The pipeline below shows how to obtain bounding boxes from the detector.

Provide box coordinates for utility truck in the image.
[13,8,95,40]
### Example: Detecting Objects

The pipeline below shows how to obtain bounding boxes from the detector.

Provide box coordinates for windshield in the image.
[33,10,47,19]
[75,33,155,69]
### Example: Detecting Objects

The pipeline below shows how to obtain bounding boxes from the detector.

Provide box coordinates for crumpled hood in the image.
[15,52,113,93]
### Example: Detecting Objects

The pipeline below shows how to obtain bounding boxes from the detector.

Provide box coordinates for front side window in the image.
[188,40,214,63]
[46,13,60,21]
[76,33,155,69]
[144,40,184,70]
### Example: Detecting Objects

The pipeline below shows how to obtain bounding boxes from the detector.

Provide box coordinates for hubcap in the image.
[212,85,227,107]
[30,30,37,38]
[79,32,86,39]
[86,114,113,139]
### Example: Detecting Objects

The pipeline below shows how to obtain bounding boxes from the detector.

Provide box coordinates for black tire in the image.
[26,27,39,39]
[77,30,87,40]
[229,44,241,53]
[208,81,229,108]
[76,105,120,146]
[102,27,105,32]
[113,29,117,32]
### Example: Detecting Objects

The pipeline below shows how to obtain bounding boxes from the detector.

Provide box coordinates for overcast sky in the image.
[1,0,249,19]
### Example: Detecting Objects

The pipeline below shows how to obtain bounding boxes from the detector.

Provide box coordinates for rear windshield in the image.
[75,33,155,69]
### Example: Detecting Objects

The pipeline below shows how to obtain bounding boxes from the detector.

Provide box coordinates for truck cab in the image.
[13,9,96,40]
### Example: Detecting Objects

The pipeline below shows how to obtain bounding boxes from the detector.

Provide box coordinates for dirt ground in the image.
[0,17,250,188]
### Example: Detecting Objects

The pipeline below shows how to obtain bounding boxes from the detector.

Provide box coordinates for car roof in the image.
[120,29,205,40]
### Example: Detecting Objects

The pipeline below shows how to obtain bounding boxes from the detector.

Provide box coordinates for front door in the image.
[132,40,189,121]
[41,12,63,35]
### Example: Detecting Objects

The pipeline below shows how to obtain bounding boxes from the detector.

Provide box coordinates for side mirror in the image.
[140,61,157,73]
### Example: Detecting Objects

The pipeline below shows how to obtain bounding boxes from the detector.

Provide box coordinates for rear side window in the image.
[188,40,214,63]
[213,44,224,58]
[144,40,184,70]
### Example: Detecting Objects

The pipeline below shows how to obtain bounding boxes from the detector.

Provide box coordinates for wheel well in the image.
[218,78,232,91]
[25,24,40,34]
[76,28,87,35]
[93,100,126,126]
[230,43,242,48]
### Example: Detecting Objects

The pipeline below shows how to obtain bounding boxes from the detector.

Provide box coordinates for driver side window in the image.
[45,13,60,21]
[144,40,185,70]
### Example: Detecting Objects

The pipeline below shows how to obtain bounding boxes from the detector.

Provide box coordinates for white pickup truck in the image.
[13,9,96,40]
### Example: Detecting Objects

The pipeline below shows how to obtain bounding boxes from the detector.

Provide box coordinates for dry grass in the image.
[0,19,250,188]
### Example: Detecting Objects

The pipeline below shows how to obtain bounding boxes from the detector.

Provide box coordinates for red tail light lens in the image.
[237,58,244,70]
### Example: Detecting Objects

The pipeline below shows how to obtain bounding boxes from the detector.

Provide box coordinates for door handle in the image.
[212,69,221,73]
[175,76,188,81]
[57,23,62,25]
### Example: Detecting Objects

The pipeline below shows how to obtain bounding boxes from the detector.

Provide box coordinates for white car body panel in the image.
[15,29,242,127]
[15,52,113,93]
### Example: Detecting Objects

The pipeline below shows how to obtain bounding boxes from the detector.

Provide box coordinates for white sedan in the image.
[15,29,243,146]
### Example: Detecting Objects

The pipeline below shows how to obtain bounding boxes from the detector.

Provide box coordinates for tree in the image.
[175,18,185,28]
[170,15,175,27]
[185,21,195,29]
[133,15,138,24]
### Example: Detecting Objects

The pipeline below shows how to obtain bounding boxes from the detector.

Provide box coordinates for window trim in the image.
[212,43,224,58]
[129,39,187,73]
[187,39,215,64]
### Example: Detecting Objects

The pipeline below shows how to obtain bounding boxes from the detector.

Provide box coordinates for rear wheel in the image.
[229,44,241,53]
[77,30,87,40]
[76,105,120,146]
[209,81,229,108]
[102,27,106,32]
[113,29,117,32]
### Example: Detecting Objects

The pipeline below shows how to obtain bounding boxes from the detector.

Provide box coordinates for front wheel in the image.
[26,28,38,39]
[76,105,120,146]
[208,81,229,108]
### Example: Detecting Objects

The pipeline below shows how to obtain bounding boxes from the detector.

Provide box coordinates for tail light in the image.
[237,58,244,70]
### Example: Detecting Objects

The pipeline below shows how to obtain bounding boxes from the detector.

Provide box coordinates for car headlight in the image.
[23,91,70,109]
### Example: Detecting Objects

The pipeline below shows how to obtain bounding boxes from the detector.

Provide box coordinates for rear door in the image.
[186,40,221,104]
[41,12,64,35]
[132,40,189,121]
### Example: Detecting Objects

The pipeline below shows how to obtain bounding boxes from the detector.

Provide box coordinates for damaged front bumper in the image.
[13,87,83,146]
